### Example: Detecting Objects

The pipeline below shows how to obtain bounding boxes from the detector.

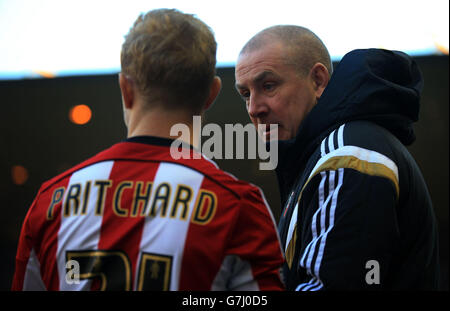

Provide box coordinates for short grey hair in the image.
[240,25,333,76]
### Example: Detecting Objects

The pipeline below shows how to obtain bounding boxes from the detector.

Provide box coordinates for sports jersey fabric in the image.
[12,136,284,291]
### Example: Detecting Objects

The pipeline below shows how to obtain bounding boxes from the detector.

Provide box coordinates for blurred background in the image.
[0,0,448,290]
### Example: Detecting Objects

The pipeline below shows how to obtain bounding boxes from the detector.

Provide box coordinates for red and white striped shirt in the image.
[12,136,284,291]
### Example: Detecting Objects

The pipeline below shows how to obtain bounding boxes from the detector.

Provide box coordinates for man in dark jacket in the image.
[235,25,440,290]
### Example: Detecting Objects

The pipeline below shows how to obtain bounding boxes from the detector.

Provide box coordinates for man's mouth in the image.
[259,123,279,141]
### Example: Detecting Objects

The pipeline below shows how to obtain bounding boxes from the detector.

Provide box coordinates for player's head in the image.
[235,25,331,141]
[240,25,333,77]
[119,9,221,123]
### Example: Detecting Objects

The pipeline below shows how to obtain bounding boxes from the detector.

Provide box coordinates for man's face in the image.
[235,42,317,141]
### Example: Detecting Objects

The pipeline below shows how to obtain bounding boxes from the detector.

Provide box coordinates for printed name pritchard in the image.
[182,295,216,309]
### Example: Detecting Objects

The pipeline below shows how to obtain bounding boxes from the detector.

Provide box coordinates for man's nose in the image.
[247,93,268,118]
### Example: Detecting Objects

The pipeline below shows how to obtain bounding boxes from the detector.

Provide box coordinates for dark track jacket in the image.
[277,49,440,290]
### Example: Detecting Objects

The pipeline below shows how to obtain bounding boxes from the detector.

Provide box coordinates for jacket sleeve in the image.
[294,149,400,290]
[225,186,285,291]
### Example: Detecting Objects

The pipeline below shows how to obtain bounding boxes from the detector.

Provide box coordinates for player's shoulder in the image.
[198,162,271,218]
[36,141,262,203]
[38,146,115,195]
[194,156,262,200]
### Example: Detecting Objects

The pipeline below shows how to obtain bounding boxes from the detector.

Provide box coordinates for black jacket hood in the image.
[276,48,424,199]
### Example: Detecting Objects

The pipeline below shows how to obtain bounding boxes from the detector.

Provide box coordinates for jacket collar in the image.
[275,48,423,203]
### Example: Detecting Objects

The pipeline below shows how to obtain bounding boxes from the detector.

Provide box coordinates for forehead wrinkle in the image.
[236,56,286,87]
[235,70,278,90]
[254,71,278,83]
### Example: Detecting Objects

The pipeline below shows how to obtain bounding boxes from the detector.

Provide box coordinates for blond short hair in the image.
[121,9,217,111]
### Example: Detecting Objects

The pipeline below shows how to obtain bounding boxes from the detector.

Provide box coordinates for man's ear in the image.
[309,63,330,99]
[203,76,222,111]
[119,73,134,109]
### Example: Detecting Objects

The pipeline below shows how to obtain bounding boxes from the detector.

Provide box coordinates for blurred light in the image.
[11,165,29,185]
[435,42,449,55]
[32,70,56,78]
[69,104,92,125]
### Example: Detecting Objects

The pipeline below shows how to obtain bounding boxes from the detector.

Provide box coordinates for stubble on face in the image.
[235,43,316,141]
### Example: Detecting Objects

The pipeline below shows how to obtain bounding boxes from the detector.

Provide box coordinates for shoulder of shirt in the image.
[37,145,116,195]
[192,154,262,200]
[37,141,259,201]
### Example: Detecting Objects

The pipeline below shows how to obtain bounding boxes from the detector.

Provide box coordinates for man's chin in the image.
[259,127,282,142]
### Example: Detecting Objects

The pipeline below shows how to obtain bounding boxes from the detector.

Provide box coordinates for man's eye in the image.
[263,82,276,91]
[240,91,250,100]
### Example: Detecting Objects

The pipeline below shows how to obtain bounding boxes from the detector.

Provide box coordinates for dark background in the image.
[1,55,448,290]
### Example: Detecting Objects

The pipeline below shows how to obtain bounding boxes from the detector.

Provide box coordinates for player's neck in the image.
[127,107,200,148]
